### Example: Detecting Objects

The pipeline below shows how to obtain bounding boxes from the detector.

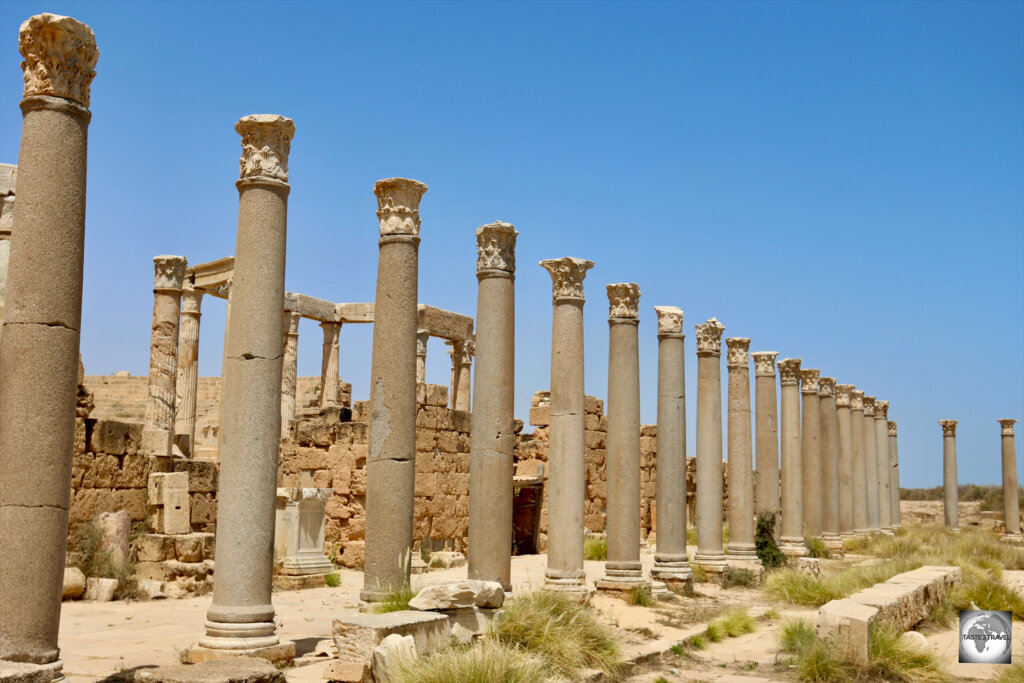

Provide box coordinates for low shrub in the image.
[627,583,654,607]
[325,572,341,588]
[583,536,607,561]
[754,511,786,568]
[370,584,416,614]
[393,640,549,683]
[803,535,831,559]
[721,566,756,588]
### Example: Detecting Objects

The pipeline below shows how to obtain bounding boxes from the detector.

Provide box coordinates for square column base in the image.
[779,539,809,559]
[823,535,845,554]
[693,553,728,573]
[1001,534,1024,546]
[184,641,295,666]
[543,577,592,603]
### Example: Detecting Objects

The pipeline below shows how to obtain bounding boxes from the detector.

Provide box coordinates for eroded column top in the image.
[236,114,295,183]
[695,318,725,356]
[835,384,854,406]
[818,377,836,397]
[752,351,778,376]
[778,358,802,385]
[863,396,876,417]
[375,178,428,236]
[320,321,341,340]
[851,390,864,410]
[476,221,517,274]
[607,283,640,320]
[939,419,958,436]
[875,400,889,419]
[19,13,98,107]
[888,421,898,436]
[416,329,430,355]
[1000,419,1018,436]
[654,306,683,335]
[153,255,187,292]
[180,283,203,314]
[447,339,475,365]
[800,369,820,394]
[540,257,593,302]
[726,337,750,367]
[284,310,301,335]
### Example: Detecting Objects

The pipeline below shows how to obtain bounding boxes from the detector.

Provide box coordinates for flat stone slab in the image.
[0,660,52,683]
[332,611,448,674]
[135,656,285,683]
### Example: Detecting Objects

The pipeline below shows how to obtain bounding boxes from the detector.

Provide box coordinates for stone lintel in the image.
[417,305,474,341]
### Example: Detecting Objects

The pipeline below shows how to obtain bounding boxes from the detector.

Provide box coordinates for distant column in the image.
[694,318,727,573]
[280,310,301,437]
[874,400,893,533]
[540,256,594,600]
[174,283,203,455]
[940,420,959,533]
[1000,420,1021,543]
[448,340,474,411]
[819,378,842,551]
[888,421,901,530]
[725,337,757,560]
[850,390,869,534]
[318,322,341,410]
[800,369,822,537]
[777,358,807,557]
[415,329,430,385]
[752,352,781,531]
[835,384,856,539]
[862,396,880,531]
[142,255,188,456]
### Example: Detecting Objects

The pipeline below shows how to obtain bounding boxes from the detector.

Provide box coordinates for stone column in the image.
[318,321,341,409]
[599,283,649,591]
[174,283,202,456]
[800,369,821,537]
[0,164,17,322]
[280,311,300,438]
[999,420,1021,543]
[467,221,517,590]
[940,420,959,533]
[694,318,727,572]
[415,329,430,385]
[850,390,869,534]
[874,401,893,533]
[651,307,692,585]
[819,378,842,551]
[777,359,807,557]
[725,337,757,560]
[195,114,295,661]
[752,352,780,530]
[888,421,901,530]
[448,340,473,411]
[835,384,856,539]
[0,14,97,677]
[360,178,428,602]
[539,256,594,599]
[863,396,880,531]
[141,255,188,456]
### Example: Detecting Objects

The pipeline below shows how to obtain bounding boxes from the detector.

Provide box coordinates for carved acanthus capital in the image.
[939,419,958,437]
[888,421,898,437]
[851,390,864,410]
[999,419,1017,436]
[448,339,475,365]
[654,306,683,335]
[375,177,428,237]
[235,114,295,182]
[540,257,594,301]
[416,329,430,356]
[476,221,517,274]
[875,400,889,419]
[19,14,98,107]
[726,338,750,367]
[862,396,876,417]
[800,369,820,394]
[818,377,836,398]
[777,358,802,385]
[752,351,779,376]
[835,384,854,407]
[607,283,641,319]
[152,255,187,292]
[695,318,725,356]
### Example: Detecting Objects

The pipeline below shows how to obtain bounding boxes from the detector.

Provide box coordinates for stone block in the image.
[817,598,878,665]
[89,419,142,456]
[148,472,190,534]
[427,551,466,569]
[425,384,448,407]
[323,660,371,683]
[408,579,503,610]
[584,395,603,415]
[529,406,550,427]
[332,611,448,671]
[138,656,286,682]
[98,510,131,571]
[85,577,118,602]
[451,410,472,433]
[371,634,417,683]
[0,661,53,683]
[63,567,85,600]
[175,534,204,562]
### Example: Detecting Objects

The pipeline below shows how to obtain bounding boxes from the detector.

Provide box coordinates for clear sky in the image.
[1,1,1021,488]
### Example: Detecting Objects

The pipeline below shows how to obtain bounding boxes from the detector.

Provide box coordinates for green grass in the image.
[764,557,912,606]
[700,608,756,645]
[690,564,709,583]
[393,641,550,683]
[721,566,757,588]
[803,535,832,559]
[583,536,608,561]
[325,572,340,587]
[778,618,818,655]
[370,584,416,614]
[627,583,654,607]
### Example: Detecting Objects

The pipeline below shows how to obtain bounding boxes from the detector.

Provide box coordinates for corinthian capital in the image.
[153,255,187,292]
[540,257,594,301]
[939,419,958,437]
[1000,419,1018,436]
[800,369,820,394]
[863,396,876,417]
[447,339,475,365]
[695,318,725,356]
[851,390,864,410]
[888,421,898,437]
[819,377,836,398]
[374,177,428,236]
[235,114,295,182]
[654,306,683,335]
[777,358,802,385]
[607,283,640,319]
[726,337,750,367]
[835,384,854,407]
[752,351,779,377]
[875,400,889,419]
[476,221,517,274]
[19,13,98,107]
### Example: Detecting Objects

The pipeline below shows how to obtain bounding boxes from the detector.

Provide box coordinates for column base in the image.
[1001,534,1024,546]
[694,552,728,573]
[779,537,809,558]
[0,658,64,683]
[651,560,694,583]
[726,542,758,559]
[186,641,295,666]
[543,576,591,603]
[879,528,896,537]
[277,554,334,576]
[596,569,649,594]
[822,534,845,554]
[947,527,960,535]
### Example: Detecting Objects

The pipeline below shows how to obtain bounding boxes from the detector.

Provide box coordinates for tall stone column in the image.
[999,420,1021,544]
[448,340,473,411]
[467,221,517,590]
[0,14,98,677]
[415,329,430,385]
[725,337,757,560]
[174,283,202,455]
[599,283,648,591]
[888,421,901,530]
[361,178,428,602]
[752,352,780,530]
[777,359,807,557]
[280,311,300,438]
[835,384,856,539]
[863,396,880,531]
[651,307,692,586]
[819,378,842,551]
[850,390,869,534]
[195,114,295,661]
[141,255,188,456]
[694,318,727,572]
[940,420,959,533]
[318,321,341,410]
[874,400,893,533]
[800,369,822,537]
[539,256,593,599]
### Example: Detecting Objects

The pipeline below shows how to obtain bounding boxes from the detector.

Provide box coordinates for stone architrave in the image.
[752,352,781,529]
[174,283,202,455]
[850,390,869,534]
[874,401,893,533]
[598,283,649,591]
[142,255,188,456]
[361,178,428,603]
[835,384,856,539]
[467,221,517,590]
[274,488,334,576]
[280,311,301,438]
[725,337,757,560]
[415,329,430,385]
[888,421,901,530]
[999,420,1021,544]
[193,114,295,662]
[800,369,822,537]
[818,378,842,551]
[651,307,692,585]
[319,322,342,410]
[539,256,594,600]
[447,340,474,411]
[694,318,727,572]
[777,359,807,557]
[862,396,880,531]
[0,14,98,676]
[940,420,959,533]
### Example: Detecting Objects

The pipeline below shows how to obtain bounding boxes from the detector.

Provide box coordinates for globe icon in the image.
[959,610,1012,663]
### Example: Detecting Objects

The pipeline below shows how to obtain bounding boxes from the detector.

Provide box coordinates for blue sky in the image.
[1,1,1020,488]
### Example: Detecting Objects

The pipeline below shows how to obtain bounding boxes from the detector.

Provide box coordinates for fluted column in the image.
[318,321,341,410]
[800,369,822,537]
[752,352,780,532]
[694,318,727,572]
[448,340,474,411]
[888,421,901,530]
[725,338,757,560]
[835,384,856,539]
[863,397,880,531]
[850,390,868,534]
[540,257,593,599]
[280,311,300,438]
[141,256,187,456]
[651,307,692,585]
[999,420,1021,544]
[940,420,959,533]
[174,284,202,455]
[467,222,517,589]
[197,115,294,660]
[0,14,98,677]
[415,329,429,385]
[777,359,807,557]
[361,178,428,602]
[874,400,893,533]
[819,378,842,551]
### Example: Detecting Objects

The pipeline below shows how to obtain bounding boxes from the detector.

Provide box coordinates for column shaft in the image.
[941,420,959,532]
[819,378,841,548]
[726,338,756,559]
[835,385,855,537]
[280,311,300,438]
[851,392,868,533]
[800,370,822,537]
[863,398,880,531]
[694,318,726,571]
[319,322,341,409]
[874,402,892,531]
[752,353,781,529]
[999,420,1020,541]
[174,286,202,454]
[777,359,806,556]
[448,340,473,412]
[142,256,187,455]
[888,422,901,529]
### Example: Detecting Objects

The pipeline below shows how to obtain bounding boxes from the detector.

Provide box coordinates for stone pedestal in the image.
[142,255,188,456]
[725,338,757,560]
[540,257,594,600]
[174,284,202,456]
[274,488,333,576]
[940,420,959,533]
[1000,420,1022,543]
[874,401,893,533]
[467,222,516,590]
[361,178,428,603]
[447,340,473,412]
[777,359,807,557]
[888,421,901,530]
[850,390,869,534]
[800,369,822,537]
[835,385,856,539]
[280,311,300,438]
[694,318,727,572]
[319,322,341,410]
[0,15,98,677]
[818,378,842,552]
[752,352,780,530]
[651,307,692,588]
[863,397,880,532]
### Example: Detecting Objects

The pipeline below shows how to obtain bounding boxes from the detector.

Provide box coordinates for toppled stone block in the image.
[817,598,878,665]
[332,611,448,674]
[85,577,117,602]
[135,656,285,683]
[0,660,52,683]
[136,579,167,600]
[62,567,85,600]
[371,634,417,683]
[408,580,504,610]
[426,551,466,569]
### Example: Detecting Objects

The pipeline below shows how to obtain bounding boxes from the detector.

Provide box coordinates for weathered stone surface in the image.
[88,419,142,455]
[426,551,465,569]
[408,579,504,610]
[135,656,285,683]
[175,534,204,563]
[371,633,417,683]
[0,660,52,683]
[148,472,190,534]
[85,577,117,601]
[136,534,175,562]
[98,509,130,571]
[62,566,85,600]
[332,611,448,671]
[322,660,370,683]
